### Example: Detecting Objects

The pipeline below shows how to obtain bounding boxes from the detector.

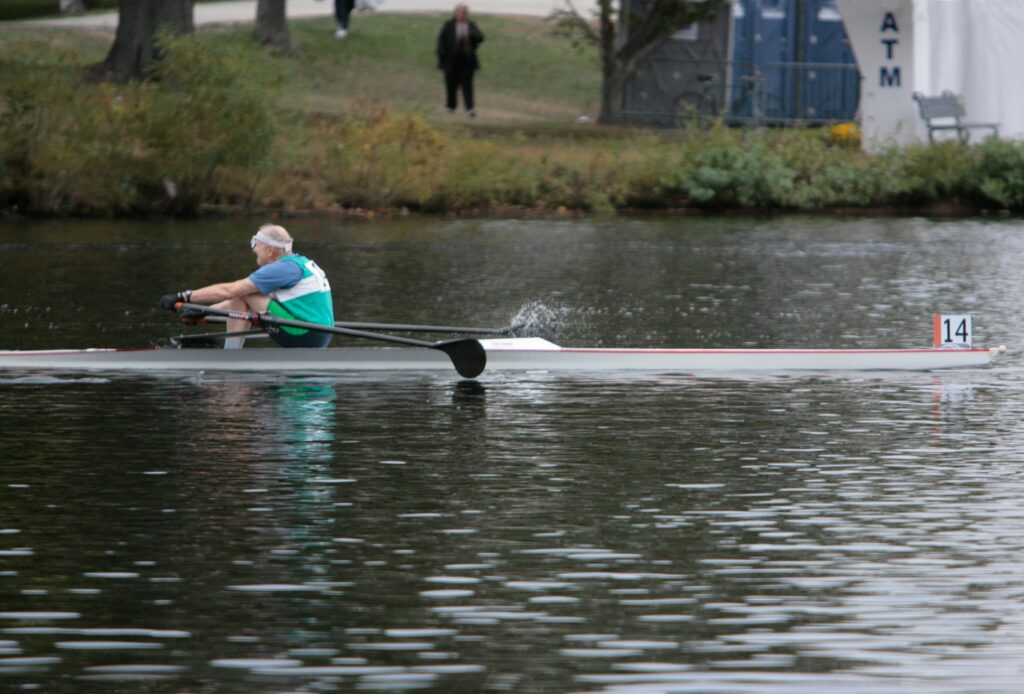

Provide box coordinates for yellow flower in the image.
[828,122,861,149]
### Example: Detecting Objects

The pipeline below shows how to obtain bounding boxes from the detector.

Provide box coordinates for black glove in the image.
[159,292,184,311]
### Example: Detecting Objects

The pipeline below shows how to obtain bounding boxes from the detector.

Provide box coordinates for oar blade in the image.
[437,339,487,379]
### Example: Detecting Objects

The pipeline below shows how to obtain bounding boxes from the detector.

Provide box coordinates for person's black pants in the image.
[335,0,354,29]
[445,65,475,112]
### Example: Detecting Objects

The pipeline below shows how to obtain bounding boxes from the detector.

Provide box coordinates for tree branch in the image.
[548,0,600,48]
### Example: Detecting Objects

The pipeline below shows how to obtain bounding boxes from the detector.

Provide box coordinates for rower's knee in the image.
[216,297,247,312]
[244,295,272,313]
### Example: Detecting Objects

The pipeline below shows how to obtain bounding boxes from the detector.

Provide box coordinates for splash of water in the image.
[509,302,571,342]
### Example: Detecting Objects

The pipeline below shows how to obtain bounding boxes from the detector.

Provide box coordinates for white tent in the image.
[837,0,1024,151]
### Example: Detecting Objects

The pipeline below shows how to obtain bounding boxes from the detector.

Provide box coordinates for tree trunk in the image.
[97,0,195,82]
[591,0,724,124]
[60,0,87,15]
[599,62,628,124]
[597,0,625,124]
[255,0,293,53]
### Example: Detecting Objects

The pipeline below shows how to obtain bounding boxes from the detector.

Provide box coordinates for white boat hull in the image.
[0,338,1004,375]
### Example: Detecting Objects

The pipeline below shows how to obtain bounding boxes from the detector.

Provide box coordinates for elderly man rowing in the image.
[160,224,334,348]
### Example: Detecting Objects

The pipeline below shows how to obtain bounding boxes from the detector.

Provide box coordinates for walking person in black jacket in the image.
[437,4,484,118]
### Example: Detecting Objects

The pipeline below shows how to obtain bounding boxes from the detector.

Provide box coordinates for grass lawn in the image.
[0,11,601,126]
[265,12,600,124]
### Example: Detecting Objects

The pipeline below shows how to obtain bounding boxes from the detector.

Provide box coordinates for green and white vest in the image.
[267,254,334,334]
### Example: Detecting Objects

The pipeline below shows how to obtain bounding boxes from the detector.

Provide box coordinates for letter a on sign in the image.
[881,12,899,31]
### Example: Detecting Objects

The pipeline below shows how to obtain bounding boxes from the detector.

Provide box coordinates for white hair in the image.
[255,224,293,252]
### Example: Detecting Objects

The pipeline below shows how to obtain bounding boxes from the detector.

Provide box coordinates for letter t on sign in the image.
[879,11,900,88]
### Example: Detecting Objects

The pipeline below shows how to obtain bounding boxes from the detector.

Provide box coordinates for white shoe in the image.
[335,28,348,39]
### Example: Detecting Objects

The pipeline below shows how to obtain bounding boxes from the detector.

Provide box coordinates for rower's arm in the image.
[189,278,260,304]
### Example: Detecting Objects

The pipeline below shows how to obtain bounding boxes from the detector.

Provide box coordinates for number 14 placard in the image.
[933,314,972,348]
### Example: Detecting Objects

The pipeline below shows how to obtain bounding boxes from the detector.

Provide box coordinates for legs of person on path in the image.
[334,0,354,37]
[444,70,460,112]
[458,65,475,116]
[448,64,475,116]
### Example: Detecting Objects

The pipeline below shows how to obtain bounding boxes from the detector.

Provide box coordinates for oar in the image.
[198,316,518,336]
[169,329,269,346]
[335,320,517,335]
[175,303,487,378]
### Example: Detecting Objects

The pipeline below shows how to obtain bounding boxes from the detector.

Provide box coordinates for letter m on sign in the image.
[880,66,901,87]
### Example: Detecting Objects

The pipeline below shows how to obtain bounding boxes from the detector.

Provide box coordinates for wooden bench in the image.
[912,91,999,144]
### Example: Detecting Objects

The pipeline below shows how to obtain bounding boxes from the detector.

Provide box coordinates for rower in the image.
[159,224,334,349]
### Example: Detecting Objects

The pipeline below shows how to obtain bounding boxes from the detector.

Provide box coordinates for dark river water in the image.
[2,215,1024,693]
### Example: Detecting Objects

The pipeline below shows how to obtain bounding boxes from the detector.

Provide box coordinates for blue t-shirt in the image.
[249,257,303,294]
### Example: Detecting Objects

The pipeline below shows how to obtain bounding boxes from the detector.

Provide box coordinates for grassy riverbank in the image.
[3,12,1024,217]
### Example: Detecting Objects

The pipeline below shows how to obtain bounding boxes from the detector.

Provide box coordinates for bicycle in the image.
[673,71,786,129]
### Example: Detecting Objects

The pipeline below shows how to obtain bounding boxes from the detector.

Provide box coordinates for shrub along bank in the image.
[3,29,1024,217]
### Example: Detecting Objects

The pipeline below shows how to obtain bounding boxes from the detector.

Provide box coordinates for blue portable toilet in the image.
[798,0,859,120]
[730,0,797,120]
[622,0,859,125]
[731,0,857,122]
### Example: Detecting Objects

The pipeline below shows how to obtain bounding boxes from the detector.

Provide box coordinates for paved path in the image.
[14,0,597,28]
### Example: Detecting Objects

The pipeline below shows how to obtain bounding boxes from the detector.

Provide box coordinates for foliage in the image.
[654,128,784,208]
[550,0,725,54]
[0,42,140,213]
[0,34,276,215]
[8,17,1024,217]
[313,103,448,210]
[968,138,1024,209]
[881,141,971,205]
[549,0,727,123]
[436,139,541,210]
[143,33,278,211]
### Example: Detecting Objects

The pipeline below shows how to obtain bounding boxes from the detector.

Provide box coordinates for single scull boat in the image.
[0,337,1005,375]
[0,309,1004,377]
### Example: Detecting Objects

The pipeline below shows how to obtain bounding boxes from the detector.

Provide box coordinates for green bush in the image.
[0,43,142,213]
[144,33,278,212]
[663,132,798,209]
[968,138,1024,209]
[313,104,447,210]
[437,139,540,210]
[0,34,277,215]
[886,141,972,205]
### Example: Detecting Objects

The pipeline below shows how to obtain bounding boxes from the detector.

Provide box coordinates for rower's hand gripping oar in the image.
[175,303,487,379]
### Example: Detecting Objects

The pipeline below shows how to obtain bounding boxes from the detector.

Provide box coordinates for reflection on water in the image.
[3,216,1024,692]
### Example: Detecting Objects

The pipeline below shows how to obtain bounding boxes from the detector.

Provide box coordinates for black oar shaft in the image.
[199,316,511,336]
[176,303,487,378]
[336,321,512,335]
[171,329,268,345]
[179,303,435,346]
